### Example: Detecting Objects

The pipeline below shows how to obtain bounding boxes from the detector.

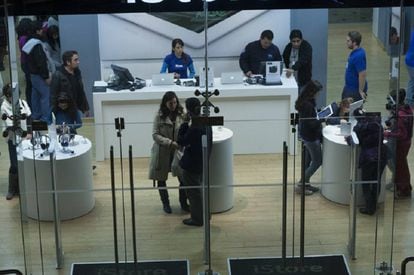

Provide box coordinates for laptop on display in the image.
[152,73,175,86]
[221,72,244,84]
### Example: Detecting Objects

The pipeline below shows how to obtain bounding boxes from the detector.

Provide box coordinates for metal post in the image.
[282,142,288,262]
[129,145,138,273]
[300,142,306,264]
[110,146,119,274]
[49,151,63,268]
[348,144,357,260]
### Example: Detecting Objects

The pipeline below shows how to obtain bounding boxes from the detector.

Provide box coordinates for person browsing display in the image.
[295,80,323,195]
[160,38,195,79]
[52,93,82,135]
[239,29,282,77]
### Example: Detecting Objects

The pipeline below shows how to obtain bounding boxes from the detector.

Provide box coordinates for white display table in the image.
[19,135,95,221]
[93,75,298,160]
[321,125,385,205]
[210,126,234,213]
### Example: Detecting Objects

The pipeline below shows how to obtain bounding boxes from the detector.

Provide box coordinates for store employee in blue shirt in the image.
[239,30,282,77]
[342,31,368,101]
[160,38,195,79]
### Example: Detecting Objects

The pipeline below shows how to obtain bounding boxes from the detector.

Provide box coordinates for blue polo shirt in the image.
[161,53,195,79]
[344,47,367,92]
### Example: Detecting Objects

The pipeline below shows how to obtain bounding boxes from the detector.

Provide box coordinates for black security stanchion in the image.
[129,145,138,273]
[114,117,128,265]
[110,146,119,275]
[282,142,288,264]
[300,142,306,265]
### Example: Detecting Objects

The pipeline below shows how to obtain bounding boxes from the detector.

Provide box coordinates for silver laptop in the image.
[221,72,244,84]
[152,73,175,86]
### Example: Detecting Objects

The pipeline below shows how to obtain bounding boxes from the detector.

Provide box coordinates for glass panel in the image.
[4,2,414,275]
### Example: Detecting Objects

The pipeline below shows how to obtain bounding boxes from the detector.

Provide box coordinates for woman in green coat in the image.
[149,91,189,213]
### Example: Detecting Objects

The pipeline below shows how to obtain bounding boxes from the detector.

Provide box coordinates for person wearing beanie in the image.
[177,97,212,226]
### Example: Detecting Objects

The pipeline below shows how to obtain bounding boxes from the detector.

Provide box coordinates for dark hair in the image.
[390,88,406,105]
[348,31,362,46]
[62,50,78,66]
[159,91,184,119]
[16,18,33,38]
[185,97,201,116]
[260,30,274,40]
[27,20,43,40]
[46,25,60,51]
[289,29,303,40]
[2,83,12,98]
[295,80,323,111]
[55,93,77,120]
[171,38,189,65]
[390,27,398,37]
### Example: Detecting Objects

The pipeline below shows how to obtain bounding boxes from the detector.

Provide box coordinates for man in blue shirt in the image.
[239,30,282,77]
[342,31,367,101]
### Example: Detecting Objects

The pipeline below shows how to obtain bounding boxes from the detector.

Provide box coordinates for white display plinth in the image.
[321,125,385,205]
[210,126,234,213]
[19,135,95,221]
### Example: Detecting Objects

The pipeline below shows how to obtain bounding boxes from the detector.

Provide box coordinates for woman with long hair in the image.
[295,80,323,195]
[149,91,189,213]
[45,25,61,70]
[160,38,195,79]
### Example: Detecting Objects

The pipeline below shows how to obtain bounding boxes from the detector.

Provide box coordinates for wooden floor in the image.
[1,20,414,275]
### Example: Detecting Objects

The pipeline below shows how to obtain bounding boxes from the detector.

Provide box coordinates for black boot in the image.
[6,173,18,200]
[158,181,171,214]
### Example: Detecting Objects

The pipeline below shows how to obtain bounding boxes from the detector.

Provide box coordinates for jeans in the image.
[303,139,322,182]
[31,74,50,123]
[406,65,414,107]
[7,139,17,174]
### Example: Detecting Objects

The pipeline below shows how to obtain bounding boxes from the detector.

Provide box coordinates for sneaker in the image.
[295,186,313,196]
[306,184,320,192]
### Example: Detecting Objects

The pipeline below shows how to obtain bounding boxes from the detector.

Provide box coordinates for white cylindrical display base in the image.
[321,125,385,205]
[20,135,95,221]
[209,126,234,213]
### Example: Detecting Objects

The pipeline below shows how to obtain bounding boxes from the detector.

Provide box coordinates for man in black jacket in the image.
[239,30,282,77]
[50,50,90,117]
[283,29,313,93]
[178,97,212,226]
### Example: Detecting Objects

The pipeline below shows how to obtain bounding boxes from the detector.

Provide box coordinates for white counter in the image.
[19,135,95,221]
[93,76,298,160]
